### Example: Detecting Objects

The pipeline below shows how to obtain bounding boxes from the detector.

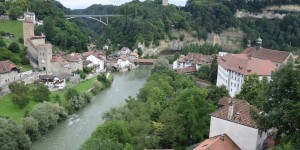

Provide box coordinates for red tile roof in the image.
[194,134,241,150]
[178,53,212,65]
[51,56,69,66]
[82,51,95,58]
[0,60,18,74]
[211,97,258,128]
[62,53,82,62]
[242,47,291,63]
[218,54,277,76]
[176,66,197,73]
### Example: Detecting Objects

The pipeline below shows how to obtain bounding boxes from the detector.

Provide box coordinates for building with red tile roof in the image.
[242,38,293,67]
[193,134,240,150]
[0,60,20,85]
[209,97,268,150]
[216,53,277,97]
[173,53,213,70]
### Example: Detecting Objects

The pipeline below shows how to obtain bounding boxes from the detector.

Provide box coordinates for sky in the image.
[57,0,187,9]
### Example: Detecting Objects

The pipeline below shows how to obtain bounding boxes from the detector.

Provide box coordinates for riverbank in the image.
[30,66,152,150]
[0,72,112,123]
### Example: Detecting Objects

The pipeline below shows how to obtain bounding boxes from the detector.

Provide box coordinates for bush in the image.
[18,37,24,44]
[64,88,79,101]
[68,96,86,111]
[11,94,29,109]
[20,56,30,65]
[30,102,68,134]
[90,81,104,95]
[8,42,20,53]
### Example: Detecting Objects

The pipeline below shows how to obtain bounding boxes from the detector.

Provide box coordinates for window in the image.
[231,82,232,86]
[234,83,236,87]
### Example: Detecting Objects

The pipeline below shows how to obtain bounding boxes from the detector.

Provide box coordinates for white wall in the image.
[210,117,267,150]
[86,55,104,70]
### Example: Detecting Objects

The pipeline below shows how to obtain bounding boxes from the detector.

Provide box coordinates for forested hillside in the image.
[69,0,300,53]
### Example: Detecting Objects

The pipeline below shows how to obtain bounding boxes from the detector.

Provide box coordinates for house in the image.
[118,47,131,55]
[0,60,19,85]
[117,55,131,71]
[216,53,277,97]
[128,51,139,63]
[39,75,66,90]
[49,56,72,76]
[193,134,240,150]
[62,53,83,72]
[173,53,212,70]
[209,97,268,150]
[242,38,293,67]
[82,50,106,73]
[175,66,197,74]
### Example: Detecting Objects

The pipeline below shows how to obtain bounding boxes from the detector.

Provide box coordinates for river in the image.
[31,66,152,150]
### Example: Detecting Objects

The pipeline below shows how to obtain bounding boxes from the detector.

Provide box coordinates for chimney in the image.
[227,98,234,120]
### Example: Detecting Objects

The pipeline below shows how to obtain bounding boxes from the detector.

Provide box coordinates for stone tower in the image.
[162,0,168,6]
[23,17,35,47]
[37,44,52,71]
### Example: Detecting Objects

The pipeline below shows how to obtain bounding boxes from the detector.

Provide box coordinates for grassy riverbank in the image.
[0,73,113,123]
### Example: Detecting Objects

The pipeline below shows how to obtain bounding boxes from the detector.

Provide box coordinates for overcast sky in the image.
[57,0,187,9]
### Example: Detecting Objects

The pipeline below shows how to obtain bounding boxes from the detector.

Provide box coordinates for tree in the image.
[236,74,268,108]
[30,102,68,134]
[11,94,29,109]
[68,95,86,111]
[64,88,79,101]
[209,56,218,84]
[8,6,22,20]
[97,74,111,88]
[256,62,300,148]
[22,117,41,141]
[0,37,6,47]
[91,120,131,144]
[32,83,50,102]
[197,65,210,80]
[206,85,229,104]
[0,117,31,150]
[8,42,20,53]
[80,138,124,150]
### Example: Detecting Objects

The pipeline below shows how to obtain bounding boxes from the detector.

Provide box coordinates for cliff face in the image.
[140,28,245,56]
[235,5,300,19]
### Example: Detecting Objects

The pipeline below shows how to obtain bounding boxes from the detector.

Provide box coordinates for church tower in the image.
[23,17,35,47]
[162,0,168,6]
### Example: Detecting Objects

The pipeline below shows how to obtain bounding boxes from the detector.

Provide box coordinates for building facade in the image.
[216,54,276,97]
[209,97,268,150]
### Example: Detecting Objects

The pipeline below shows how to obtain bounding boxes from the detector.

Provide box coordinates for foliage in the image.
[8,6,22,20]
[90,81,104,95]
[237,74,268,108]
[0,37,6,47]
[254,62,300,148]
[8,42,20,53]
[9,82,30,108]
[32,83,51,102]
[83,67,93,74]
[206,85,229,104]
[80,138,124,150]
[64,88,80,101]
[84,67,216,149]
[0,117,31,150]
[183,44,222,55]
[97,73,111,88]
[30,102,68,134]
[68,96,86,111]
[197,65,210,80]
[22,116,40,141]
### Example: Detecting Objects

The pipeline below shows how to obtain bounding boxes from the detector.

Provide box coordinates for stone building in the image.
[23,17,52,71]
[0,60,19,86]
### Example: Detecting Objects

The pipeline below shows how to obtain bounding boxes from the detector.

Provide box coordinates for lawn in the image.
[0,75,98,123]
[0,20,23,48]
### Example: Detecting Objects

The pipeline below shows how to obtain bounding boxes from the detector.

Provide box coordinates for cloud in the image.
[57,0,187,9]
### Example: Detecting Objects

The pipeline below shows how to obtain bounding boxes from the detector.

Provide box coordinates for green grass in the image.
[0,75,99,123]
[0,20,23,48]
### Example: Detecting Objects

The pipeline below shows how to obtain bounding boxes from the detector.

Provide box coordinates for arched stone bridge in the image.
[64,15,122,25]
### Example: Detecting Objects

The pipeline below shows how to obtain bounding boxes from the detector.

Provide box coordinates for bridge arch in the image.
[64,15,122,26]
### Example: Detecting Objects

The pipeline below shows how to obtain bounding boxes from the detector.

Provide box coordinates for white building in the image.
[173,53,212,70]
[209,97,268,150]
[118,47,131,55]
[216,54,276,97]
[39,75,66,90]
[117,55,131,71]
[86,55,105,73]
